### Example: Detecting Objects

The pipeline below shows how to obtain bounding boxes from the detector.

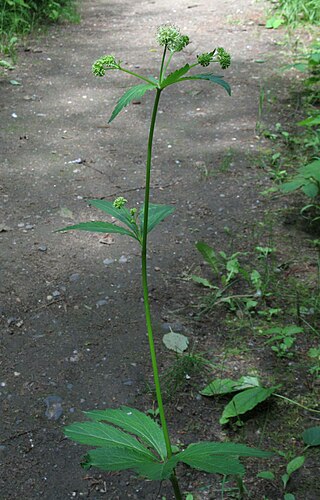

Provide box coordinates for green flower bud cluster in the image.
[113,197,127,209]
[217,47,231,69]
[197,51,214,67]
[156,25,190,53]
[92,55,119,77]
[197,48,231,69]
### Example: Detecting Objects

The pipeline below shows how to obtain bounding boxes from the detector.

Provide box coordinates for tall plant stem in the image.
[141,88,182,500]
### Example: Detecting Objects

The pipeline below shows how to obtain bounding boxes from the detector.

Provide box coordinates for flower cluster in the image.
[197,48,231,69]
[156,25,190,53]
[217,47,231,69]
[113,197,128,209]
[197,51,215,67]
[92,55,119,77]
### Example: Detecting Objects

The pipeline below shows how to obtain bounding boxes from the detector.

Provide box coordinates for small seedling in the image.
[264,325,303,358]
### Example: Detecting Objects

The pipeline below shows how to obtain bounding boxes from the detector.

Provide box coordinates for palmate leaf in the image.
[179,441,272,459]
[161,64,191,88]
[220,386,280,425]
[176,441,272,476]
[178,74,231,95]
[109,83,156,123]
[83,446,178,480]
[139,203,175,234]
[180,452,245,476]
[135,455,179,480]
[85,406,167,460]
[83,445,157,473]
[64,421,155,459]
[56,221,137,239]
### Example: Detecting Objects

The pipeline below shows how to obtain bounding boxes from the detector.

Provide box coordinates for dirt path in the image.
[0,1,310,498]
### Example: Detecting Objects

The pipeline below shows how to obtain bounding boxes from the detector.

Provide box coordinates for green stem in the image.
[141,88,170,452]
[274,393,320,414]
[120,67,157,86]
[163,51,174,78]
[141,88,183,500]
[159,46,167,83]
[170,473,183,500]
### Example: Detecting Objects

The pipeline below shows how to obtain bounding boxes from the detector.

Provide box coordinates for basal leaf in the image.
[220,386,280,424]
[179,442,272,459]
[109,83,155,123]
[83,445,157,473]
[85,406,167,459]
[161,64,191,88]
[196,241,219,273]
[135,455,179,480]
[64,421,154,459]
[180,452,244,476]
[139,203,174,234]
[302,426,320,447]
[178,74,231,95]
[177,443,245,476]
[56,221,137,239]
[200,376,260,396]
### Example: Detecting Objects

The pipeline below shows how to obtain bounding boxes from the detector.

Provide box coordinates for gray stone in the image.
[44,395,63,420]
[69,273,80,282]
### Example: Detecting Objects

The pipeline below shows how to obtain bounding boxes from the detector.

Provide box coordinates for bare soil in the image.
[1,0,319,498]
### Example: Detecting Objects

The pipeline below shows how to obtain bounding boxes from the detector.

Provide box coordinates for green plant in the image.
[308,346,320,377]
[257,427,320,499]
[189,241,277,316]
[264,325,303,358]
[280,158,320,223]
[266,0,320,27]
[201,374,320,425]
[0,0,79,57]
[281,158,320,198]
[57,26,271,498]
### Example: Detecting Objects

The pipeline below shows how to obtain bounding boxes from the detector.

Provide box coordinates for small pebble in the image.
[123,379,133,386]
[52,291,61,298]
[119,255,128,263]
[44,395,63,420]
[103,258,114,266]
[96,299,108,308]
[69,273,80,282]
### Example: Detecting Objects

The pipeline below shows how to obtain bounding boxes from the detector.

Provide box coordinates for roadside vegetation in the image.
[0,0,79,65]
